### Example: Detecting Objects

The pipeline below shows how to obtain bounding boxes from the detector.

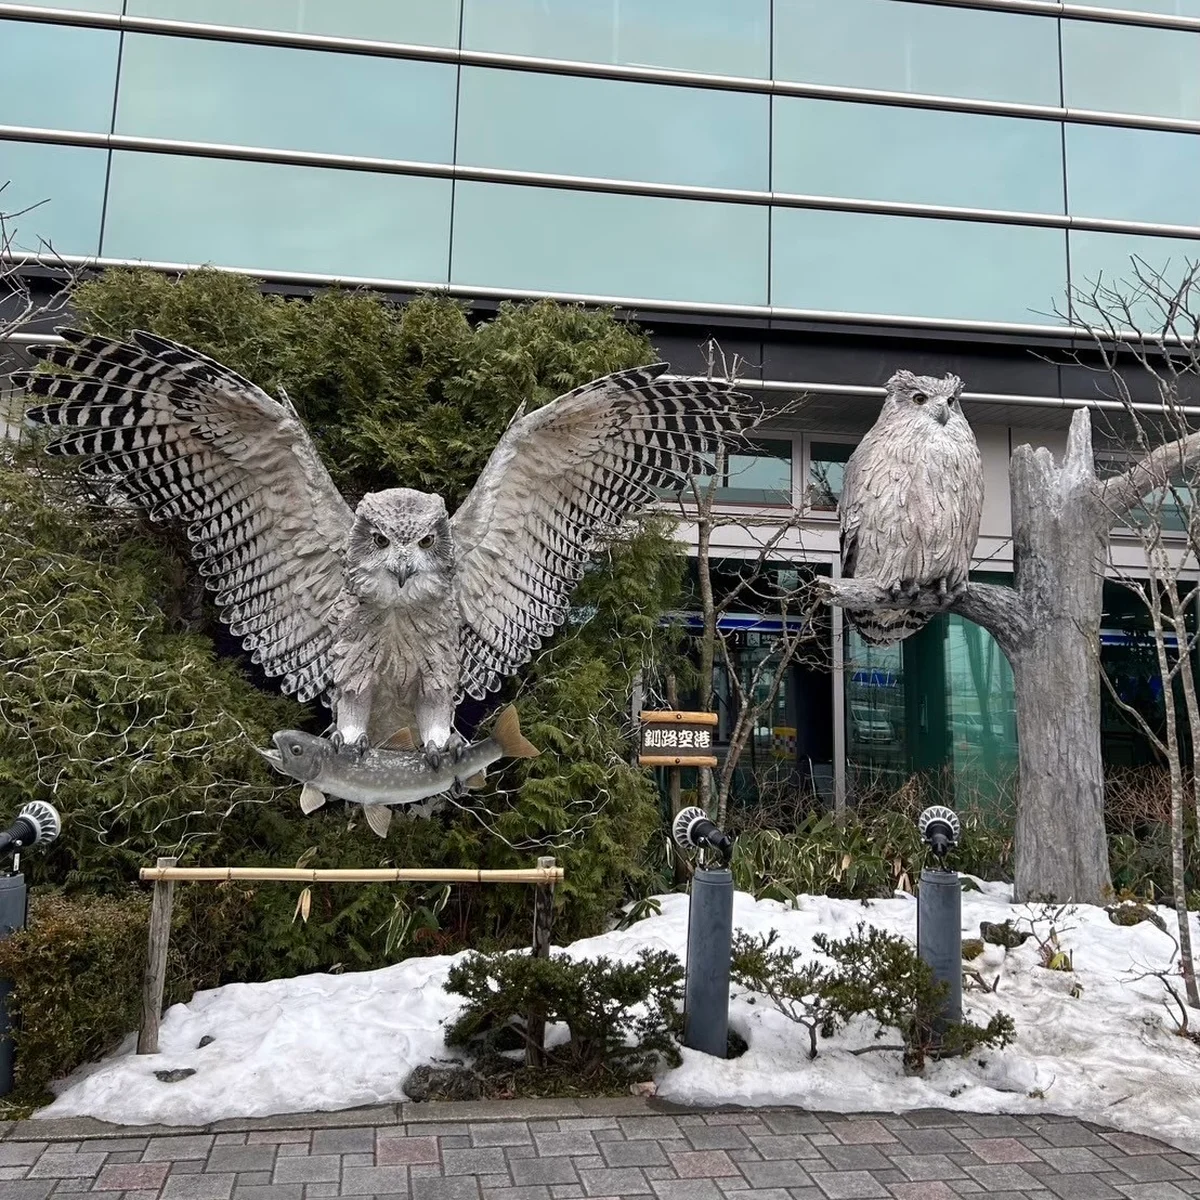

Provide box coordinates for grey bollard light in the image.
[916,866,963,1034]
[916,805,964,1045]
[684,867,734,1057]
[0,872,28,1096]
[673,807,735,1058]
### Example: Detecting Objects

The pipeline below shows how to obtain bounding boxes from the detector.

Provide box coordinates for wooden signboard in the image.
[638,710,719,768]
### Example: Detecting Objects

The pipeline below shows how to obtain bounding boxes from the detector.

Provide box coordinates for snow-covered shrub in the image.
[444,947,684,1084]
[732,921,1015,1074]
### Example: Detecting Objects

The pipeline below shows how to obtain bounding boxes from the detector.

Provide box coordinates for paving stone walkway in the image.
[0,1099,1197,1200]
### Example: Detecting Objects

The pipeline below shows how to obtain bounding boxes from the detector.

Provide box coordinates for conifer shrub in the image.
[731,923,1015,1073]
[440,947,684,1092]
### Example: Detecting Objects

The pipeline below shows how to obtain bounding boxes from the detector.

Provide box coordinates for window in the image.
[773,98,1064,215]
[115,35,457,162]
[1069,230,1200,329]
[102,153,452,283]
[720,439,793,505]
[451,182,769,306]
[657,439,792,505]
[771,209,1067,325]
[807,441,855,511]
[945,613,1018,808]
[1066,123,1200,228]
[457,67,769,191]
[1085,0,1200,12]
[126,1,460,48]
[0,140,107,255]
[462,0,770,79]
[1062,20,1200,121]
[0,20,119,133]
[845,635,906,781]
[2,0,120,9]
[1096,453,1193,534]
[773,0,1061,106]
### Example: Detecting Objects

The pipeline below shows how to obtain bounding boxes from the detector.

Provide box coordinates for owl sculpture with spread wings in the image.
[21,330,749,760]
[839,370,984,646]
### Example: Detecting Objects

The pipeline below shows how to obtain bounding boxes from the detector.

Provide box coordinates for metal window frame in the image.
[6,249,1200,345]
[7,2,1200,135]
[8,123,1200,246]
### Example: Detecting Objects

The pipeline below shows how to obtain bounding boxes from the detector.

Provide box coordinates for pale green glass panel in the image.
[1066,123,1200,227]
[945,613,1018,809]
[1,0,121,9]
[1085,0,1200,12]
[116,34,456,161]
[0,20,119,133]
[0,140,106,255]
[774,0,1060,106]
[458,66,768,190]
[126,0,460,47]
[774,98,1064,214]
[103,153,451,282]
[1063,20,1200,120]
[451,182,768,306]
[772,209,1067,325]
[1069,230,1200,329]
[462,0,770,78]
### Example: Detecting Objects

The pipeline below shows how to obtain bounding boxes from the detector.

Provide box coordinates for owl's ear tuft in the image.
[886,369,917,392]
[944,374,965,400]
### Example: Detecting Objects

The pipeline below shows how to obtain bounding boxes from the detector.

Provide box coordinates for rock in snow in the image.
[39,882,1200,1152]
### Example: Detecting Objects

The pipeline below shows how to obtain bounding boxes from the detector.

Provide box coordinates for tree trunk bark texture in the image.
[1008,413,1112,904]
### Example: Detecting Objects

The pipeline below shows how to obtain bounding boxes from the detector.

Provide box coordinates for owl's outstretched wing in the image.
[20,329,353,703]
[450,363,750,700]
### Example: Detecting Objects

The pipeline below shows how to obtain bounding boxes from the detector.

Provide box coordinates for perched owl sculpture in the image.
[839,370,983,646]
[21,330,749,762]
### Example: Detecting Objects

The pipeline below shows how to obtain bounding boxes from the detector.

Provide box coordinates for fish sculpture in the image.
[259,705,539,838]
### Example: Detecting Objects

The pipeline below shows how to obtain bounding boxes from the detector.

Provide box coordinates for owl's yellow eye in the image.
[912,392,928,405]
[372,531,390,550]
[418,533,435,550]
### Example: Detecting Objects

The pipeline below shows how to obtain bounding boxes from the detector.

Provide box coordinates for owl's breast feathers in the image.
[330,579,461,699]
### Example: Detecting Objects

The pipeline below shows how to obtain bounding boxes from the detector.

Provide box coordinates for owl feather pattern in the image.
[839,370,984,646]
[20,330,750,757]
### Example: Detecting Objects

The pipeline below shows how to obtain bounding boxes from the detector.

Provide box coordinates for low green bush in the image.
[443,947,684,1089]
[732,922,1015,1074]
[0,891,150,1103]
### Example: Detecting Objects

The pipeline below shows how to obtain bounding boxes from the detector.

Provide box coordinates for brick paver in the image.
[2,1102,1199,1199]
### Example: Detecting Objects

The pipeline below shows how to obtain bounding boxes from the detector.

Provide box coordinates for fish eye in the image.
[912,392,928,405]
[289,744,304,757]
[417,533,435,550]
[372,531,390,550]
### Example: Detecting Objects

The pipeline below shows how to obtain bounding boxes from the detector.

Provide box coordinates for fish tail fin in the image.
[491,705,540,759]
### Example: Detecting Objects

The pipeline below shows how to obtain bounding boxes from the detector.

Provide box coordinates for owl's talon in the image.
[423,745,444,771]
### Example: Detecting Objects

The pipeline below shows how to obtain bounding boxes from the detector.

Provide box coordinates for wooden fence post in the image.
[137,856,177,1055]
[525,856,557,1068]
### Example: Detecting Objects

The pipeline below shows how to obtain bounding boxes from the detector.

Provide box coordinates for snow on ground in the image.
[39,882,1200,1152]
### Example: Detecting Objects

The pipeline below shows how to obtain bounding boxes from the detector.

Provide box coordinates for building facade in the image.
[4,0,1199,807]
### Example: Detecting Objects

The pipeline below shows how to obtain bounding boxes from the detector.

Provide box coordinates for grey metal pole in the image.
[0,873,28,1096]
[684,866,733,1058]
[917,866,962,1044]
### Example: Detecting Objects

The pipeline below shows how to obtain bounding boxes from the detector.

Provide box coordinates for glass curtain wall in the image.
[9,2,1200,323]
[845,574,1018,810]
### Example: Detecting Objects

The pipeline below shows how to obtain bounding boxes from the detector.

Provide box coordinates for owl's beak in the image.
[392,558,414,586]
[933,402,950,426]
